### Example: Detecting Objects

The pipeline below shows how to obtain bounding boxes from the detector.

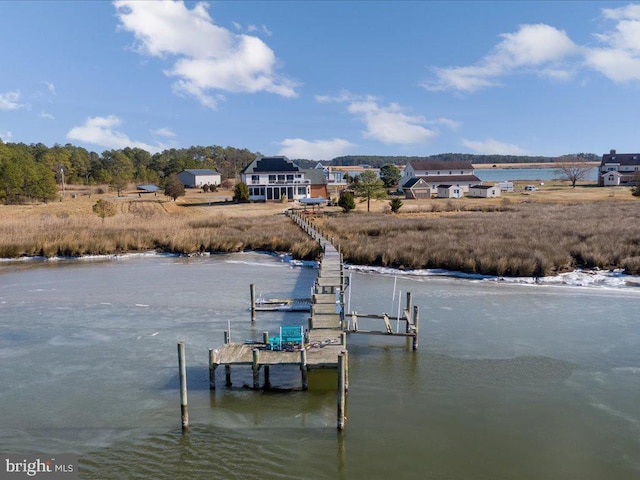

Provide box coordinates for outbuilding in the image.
[402,177,431,199]
[468,184,501,198]
[437,184,464,198]
[177,169,221,188]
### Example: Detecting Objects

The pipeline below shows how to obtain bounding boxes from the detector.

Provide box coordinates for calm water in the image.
[1,253,639,479]
[476,167,598,182]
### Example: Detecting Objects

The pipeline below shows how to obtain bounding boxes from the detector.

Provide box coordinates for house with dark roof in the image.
[402,177,431,199]
[240,156,327,201]
[399,160,481,193]
[177,169,221,188]
[599,149,640,186]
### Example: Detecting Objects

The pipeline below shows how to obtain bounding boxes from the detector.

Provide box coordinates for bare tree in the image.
[555,157,595,188]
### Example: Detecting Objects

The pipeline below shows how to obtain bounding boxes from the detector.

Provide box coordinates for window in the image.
[297,186,307,195]
[286,174,294,181]
[268,175,276,183]
[277,174,285,182]
[251,175,259,184]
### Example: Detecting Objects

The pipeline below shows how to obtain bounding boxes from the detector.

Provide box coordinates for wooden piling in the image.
[225,365,232,387]
[413,305,419,351]
[405,292,413,333]
[224,330,230,344]
[300,348,308,390]
[337,353,346,431]
[250,284,256,322]
[177,342,189,431]
[209,348,216,390]
[343,349,349,392]
[264,365,271,390]
[263,331,269,345]
[252,348,260,389]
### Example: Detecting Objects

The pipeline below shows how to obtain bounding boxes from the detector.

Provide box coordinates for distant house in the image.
[468,184,501,198]
[599,149,640,186]
[177,169,221,188]
[496,181,514,193]
[399,160,481,193]
[240,156,326,202]
[402,177,431,199]
[437,185,464,198]
[314,163,348,197]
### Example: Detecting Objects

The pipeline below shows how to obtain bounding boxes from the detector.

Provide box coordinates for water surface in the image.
[0,253,638,479]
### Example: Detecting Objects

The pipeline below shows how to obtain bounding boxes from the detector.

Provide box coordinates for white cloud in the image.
[584,5,640,83]
[277,138,355,160]
[427,117,462,131]
[114,0,297,108]
[0,130,12,141]
[66,115,161,153]
[424,24,579,92]
[44,82,56,96]
[40,111,55,120]
[348,99,438,145]
[462,138,527,155]
[152,127,176,138]
[0,91,25,111]
[318,90,439,145]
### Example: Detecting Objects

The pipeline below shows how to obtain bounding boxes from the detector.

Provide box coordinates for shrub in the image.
[338,191,355,213]
[389,198,403,213]
[233,182,250,203]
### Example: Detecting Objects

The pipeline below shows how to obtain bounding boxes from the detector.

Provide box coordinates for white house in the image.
[437,185,464,198]
[468,184,501,198]
[599,149,640,186]
[177,169,221,188]
[241,156,327,201]
[399,160,481,192]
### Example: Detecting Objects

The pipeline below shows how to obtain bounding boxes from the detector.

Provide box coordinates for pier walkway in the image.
[208,209,418,430]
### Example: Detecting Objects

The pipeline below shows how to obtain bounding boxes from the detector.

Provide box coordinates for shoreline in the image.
[472,161,600,169]
[2,250,639,291]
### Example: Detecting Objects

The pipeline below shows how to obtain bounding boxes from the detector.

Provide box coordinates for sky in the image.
[1,1,640,160]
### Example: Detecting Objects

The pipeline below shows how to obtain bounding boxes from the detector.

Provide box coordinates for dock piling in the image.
[209,348,216,390]
[177,342,189,431]
[337,353,346,431]
[413,305,419,351]
[300,348,308,390]
[252,348,260,389]
[225,365,232,387]
[250,284,256,322]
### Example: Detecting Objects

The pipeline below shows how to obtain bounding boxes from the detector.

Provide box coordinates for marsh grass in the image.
[0,202,320,260]
[2,195,639,277]
[317,202,640,276]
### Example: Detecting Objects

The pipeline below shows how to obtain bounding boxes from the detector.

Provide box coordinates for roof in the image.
[137,184,160,192]
[183,169,220,175]
[469,184,494,190]
[409,160,474,171]
[302,168,328,185]
[402,177,428,189]
[241,156,299,174]
[438,184,453,189]
[418,174,481,184]
[601,152,640,166]
[300,197,327,204]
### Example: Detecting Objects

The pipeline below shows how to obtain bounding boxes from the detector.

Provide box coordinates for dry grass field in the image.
[1,180,639,276]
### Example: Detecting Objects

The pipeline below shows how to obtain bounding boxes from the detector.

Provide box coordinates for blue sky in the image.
[1,1,640,160]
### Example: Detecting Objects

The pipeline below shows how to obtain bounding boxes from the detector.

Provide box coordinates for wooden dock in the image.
[207,210,419,430]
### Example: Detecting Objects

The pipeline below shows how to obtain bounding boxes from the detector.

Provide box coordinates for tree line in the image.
[0,139,258,204]
[327,153,599,167]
